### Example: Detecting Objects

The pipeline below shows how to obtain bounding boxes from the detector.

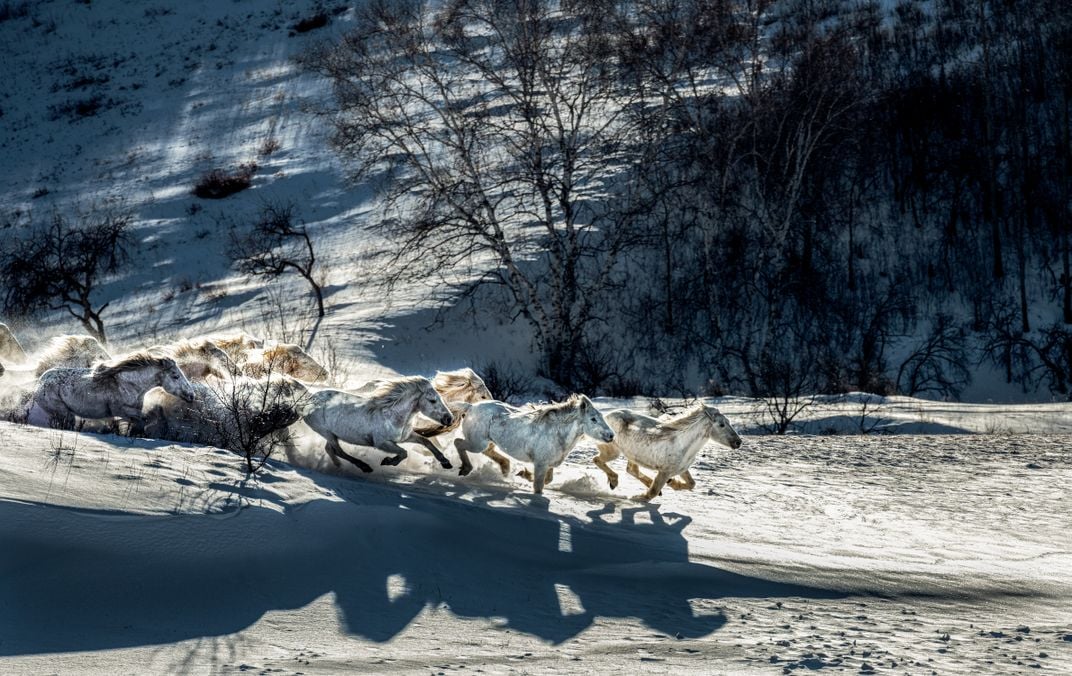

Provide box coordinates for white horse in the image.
[241,342,328,382]
[302,375,453,473]
[33,334,112,376]
[593,402,742,501]
[149,338,237,381]
[31,352,196,430]
[454,394,615,494]
[205,332,263,365]
[355,367,493,469]
[143,374,309,448]
[0,322,27,363]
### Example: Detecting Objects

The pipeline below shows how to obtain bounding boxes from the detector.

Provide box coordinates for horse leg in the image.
[594,442,621,489]
[532,462,549,495]
[323,434,348,469]
[333,443,374,473]
[483,444,510,476]
[376,439,409,467]
[453,438,474,476]
[49,409,76,431]
[635,470,671,502]
[668,470,696,491]
[626,460,654,488]
[410,433,453,470]
[127,416,147,438]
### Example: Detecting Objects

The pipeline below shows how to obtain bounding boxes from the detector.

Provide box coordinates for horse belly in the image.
[624,440,682,474]
[26,403,51,427]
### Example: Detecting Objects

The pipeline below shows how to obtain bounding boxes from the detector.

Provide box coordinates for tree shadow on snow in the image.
[0,481,848,656]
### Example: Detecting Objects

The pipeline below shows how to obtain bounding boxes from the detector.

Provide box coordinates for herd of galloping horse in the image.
[0,323,743,501]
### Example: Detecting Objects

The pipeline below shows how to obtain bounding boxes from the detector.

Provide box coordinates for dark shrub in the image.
[293,12,328,33]
[193,163,257,199]
[48,95,110,121]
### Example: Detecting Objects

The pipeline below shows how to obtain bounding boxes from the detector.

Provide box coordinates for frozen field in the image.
[2,418,1070,675]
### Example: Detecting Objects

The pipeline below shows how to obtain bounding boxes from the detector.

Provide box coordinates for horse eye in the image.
[718,422,724,427]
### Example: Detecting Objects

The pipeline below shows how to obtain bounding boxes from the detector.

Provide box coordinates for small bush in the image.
[292,12,328,33]
[193,163,257,199]
[479,361,532,403]
[51,74,110,93]
[258,136,281,157]
[48,95,111,121]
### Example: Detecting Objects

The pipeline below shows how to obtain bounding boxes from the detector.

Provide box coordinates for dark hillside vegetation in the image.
[315,0,1071,399]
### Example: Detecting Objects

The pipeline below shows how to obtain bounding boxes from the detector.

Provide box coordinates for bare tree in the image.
[0,204,133,344]
[897,313,972,399]
[229,201,325,318]
[208,369,311,474]
[308,0,649,385]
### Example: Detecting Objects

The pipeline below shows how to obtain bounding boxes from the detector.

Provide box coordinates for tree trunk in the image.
[1064,90,1072,324]
[662,215,674,334]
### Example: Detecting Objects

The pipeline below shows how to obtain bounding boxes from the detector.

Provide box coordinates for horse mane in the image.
[153,338,226,364]
[658,404,710,432]
[526,394,589,422]
[90,351,176,383]
[34,334,110,376]
[365,375,430,412]
[208,333,262,353]
[261,344,292,361]
[260,343,315,366]
[170,339,218,361]
[433,368,479,399]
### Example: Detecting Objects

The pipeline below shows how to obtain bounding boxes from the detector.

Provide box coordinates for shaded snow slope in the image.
[2,421,1070,674]
[0,0,536,388]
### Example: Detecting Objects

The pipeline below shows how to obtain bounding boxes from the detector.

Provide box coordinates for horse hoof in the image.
[440,461,453,470]
[458,465,473,477]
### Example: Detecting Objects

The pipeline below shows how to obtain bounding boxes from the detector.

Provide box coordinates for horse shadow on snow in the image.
[0,477,848,655]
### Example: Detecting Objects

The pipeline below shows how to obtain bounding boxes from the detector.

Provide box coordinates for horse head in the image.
[466,369,493,402]
[435,367,493,403]
[702,405,742,449]
[158,359,197,403]
[418,380,454,427]
[266,344,328,382]
[199,341,238,375]
[575,395,614,443]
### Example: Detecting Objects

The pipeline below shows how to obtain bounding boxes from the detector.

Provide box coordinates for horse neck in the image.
[114,368,159,395]
[384,392,423,429]
[671,416,713,454]
[544,411,586,450]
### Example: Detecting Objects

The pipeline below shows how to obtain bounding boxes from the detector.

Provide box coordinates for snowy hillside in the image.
[0,0,498,385]
[2,1,1071,402]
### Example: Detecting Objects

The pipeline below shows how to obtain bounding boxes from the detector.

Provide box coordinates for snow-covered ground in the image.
[2,416,1070,675]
